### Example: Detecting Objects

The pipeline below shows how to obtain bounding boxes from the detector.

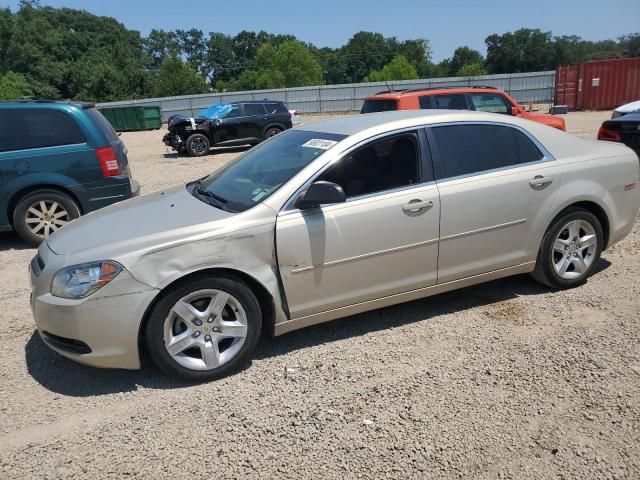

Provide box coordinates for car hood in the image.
[47,185,235,256]
[523,111,566,130]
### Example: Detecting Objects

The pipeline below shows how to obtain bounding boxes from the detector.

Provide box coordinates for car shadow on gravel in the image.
[254,261,611,359]
[0,231,31,251]
[162,145,251,159]
[24,260,611,396]
[24,332,188,396]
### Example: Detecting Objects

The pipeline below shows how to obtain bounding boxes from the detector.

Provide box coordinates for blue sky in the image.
[5,0,639,61]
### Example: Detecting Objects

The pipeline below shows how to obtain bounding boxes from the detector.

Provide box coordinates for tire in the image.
[185,134,211,157]
[144,274,262,383]
[530,207,603,289]
[12,189,80,247]
[264,127,282,140]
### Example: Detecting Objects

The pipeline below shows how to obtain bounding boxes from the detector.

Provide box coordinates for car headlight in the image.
[51,261,123,299]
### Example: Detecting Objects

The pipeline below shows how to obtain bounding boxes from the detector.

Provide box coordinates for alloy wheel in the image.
[552,219,598,280]
[25,200,70,238]
[163,289,248,371]
[191,137,208,155]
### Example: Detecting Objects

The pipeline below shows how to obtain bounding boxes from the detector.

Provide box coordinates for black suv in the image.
[163,100,293,157]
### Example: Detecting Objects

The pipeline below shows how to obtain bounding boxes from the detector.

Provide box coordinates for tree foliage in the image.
[0,4,636,102]
[364,55,418,82]
[0,70,32,99]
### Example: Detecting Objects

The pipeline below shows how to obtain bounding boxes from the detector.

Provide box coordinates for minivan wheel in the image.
[185,134,210,157]
[13,190,80,247]
[264,127,282,139]
[531,207,603,289]
[144,275,262,382]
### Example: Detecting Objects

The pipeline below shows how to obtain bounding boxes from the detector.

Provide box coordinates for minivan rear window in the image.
[361,100,398,114]
[0,109,86,152]
[85,108,119,142]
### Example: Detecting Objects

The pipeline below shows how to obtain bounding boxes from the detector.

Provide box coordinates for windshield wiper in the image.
[194,179,228,206]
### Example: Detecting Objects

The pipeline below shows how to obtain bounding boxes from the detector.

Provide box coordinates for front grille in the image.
[40,331,92,355]
[30,254,45,277]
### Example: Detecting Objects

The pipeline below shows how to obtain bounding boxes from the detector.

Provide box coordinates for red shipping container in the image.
[555,57,640,110]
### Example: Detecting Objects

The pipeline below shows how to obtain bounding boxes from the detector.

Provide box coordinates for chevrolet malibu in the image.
[30,110,640,382]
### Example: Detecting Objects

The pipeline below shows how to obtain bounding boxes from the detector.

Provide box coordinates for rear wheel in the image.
[144,275,262,382]
[12,190,80,247]
[185,134,211,157]
[264,127,282,139]
[531,207,603,289]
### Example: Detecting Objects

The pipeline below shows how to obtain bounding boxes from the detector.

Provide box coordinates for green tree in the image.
[234,40,323,89]
[148,55,208,97]
[485,29,556,73]
[457,62,488,77]
[0,70,32,99]
[364,55,418,82]
[448,46,484,76]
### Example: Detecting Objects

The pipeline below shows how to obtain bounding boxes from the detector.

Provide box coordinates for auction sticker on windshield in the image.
[302,139,338,150]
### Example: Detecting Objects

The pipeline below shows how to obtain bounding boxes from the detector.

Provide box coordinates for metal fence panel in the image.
[97,71,555,122]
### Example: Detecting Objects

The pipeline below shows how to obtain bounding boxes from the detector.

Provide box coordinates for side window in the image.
[511,128,544,163]
[423,94,468,110]
[226,104,242,118]
[264,103,280,114]
[245,103,267,116]
[0,109,86,151]
[469,94,511,114]
[318,133,421,198]
[431,124,518,179]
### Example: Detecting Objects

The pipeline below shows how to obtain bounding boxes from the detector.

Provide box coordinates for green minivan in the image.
[0,100,140,246]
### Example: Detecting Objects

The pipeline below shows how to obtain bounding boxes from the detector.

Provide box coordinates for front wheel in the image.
[531,207,603,289]
[185,133,211,157]
[144,275,262,382]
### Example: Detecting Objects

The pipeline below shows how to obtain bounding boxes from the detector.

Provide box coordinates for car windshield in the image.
[197,104,233,119]
[193,129,346,212]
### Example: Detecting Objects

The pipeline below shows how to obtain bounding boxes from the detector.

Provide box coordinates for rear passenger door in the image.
[240,103,267,141]
[427,123,566,283]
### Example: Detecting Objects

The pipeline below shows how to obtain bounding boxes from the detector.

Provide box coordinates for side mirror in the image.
[511,106,519,116]
[295,181,346,210]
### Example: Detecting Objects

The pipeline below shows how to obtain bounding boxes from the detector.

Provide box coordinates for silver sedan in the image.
[30,110,640,382]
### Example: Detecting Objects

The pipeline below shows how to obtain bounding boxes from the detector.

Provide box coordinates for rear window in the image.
[85,108,119,142]
[0,108,86,152]
[361,99,398,113]
[511,128,544,163]
[469,94,511,114]
[245,103,267,116]
[421,94,468,110]
[432,124,518,179]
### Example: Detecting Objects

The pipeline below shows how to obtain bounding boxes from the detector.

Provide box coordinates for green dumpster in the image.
[99,106,162,132]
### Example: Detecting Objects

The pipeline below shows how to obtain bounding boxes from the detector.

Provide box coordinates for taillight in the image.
[96,146,122,177]
[597,125,621,142]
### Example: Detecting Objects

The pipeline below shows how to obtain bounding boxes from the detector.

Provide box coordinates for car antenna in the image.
[385,81,392,92]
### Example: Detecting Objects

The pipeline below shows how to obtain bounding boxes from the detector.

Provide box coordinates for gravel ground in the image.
[0,111,639,479]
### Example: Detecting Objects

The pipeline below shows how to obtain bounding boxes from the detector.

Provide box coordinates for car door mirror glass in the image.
[295,181,346,210]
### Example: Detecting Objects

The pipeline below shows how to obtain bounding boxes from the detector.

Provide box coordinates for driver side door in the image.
[275,130,441,319]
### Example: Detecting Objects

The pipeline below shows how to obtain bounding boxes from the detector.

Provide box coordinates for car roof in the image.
[237,100,284,104]
[0,99,95,109]
[365,86,501,100]
[301,109,515,136]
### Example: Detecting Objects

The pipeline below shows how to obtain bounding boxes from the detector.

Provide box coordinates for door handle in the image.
[529,176,553,189]
[402,199,434,213]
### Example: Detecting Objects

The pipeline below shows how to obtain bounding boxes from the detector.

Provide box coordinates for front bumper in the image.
[30,247,159,369]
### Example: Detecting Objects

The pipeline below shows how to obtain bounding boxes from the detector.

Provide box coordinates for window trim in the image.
[281,126,435,214]
[425,121,555,183]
